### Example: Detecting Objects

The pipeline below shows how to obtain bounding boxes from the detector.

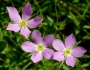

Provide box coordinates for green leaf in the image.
[54,0,57,2]
[0,41,7,52]
[75,29,80,35]
[47,16,54,26]
[75,59,81,69]
[83,25,90,29]
[82,63,90,67]
[22,62,32,70]
[54,21,66,31]
[8,64,13,70]
[0,28,3,42]
[73,0,79,3]
[83,35,90,40]
[1,46,12,54]
[81,55,90,58]
[68,12,80,26]
[63,64,70,70]
[74,41,81,47]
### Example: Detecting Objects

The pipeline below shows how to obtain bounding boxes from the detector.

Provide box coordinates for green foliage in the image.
[0,41,7,52]
[0,0,90,70]
[0,28,3,41]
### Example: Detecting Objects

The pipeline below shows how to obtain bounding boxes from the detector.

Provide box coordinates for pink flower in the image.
[52,34,87,67]
[6,2,43,38]
[21,30,54,63]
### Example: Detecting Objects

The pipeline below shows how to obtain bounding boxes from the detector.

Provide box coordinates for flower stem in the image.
[55,1,58,23]
[10,0,14,7]
[42,57,45,65]
[59,60,64,70]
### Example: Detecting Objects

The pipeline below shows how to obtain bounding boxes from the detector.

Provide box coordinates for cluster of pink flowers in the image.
[6,2,87,67]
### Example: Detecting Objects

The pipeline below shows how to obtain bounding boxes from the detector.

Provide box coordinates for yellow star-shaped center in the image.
[36,44,45,53]
[63,48,72,57]
[19,20,28,28]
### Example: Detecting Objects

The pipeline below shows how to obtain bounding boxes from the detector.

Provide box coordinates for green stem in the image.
[22,62,32,70]
[10,0,14,7]
[55,2,58,23]
[34,0,42,16]
[42,57,45,65]
[59,60,64,70]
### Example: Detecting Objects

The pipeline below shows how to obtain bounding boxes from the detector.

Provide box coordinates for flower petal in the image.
[72,46,87,57]
[22,2,33,20]
[21,41,36,52]
[6,23,20,32]
[28,16,43,28]
[52,39,65,52]
[32,30,42,44]
[43,48,54,59]
[66,56,76,67]
[43,34,54,47]
[65,34,76,48]
[31,52,42,63]
[53,52,64,61]
[7,7,21,22]
[20,27,31,39]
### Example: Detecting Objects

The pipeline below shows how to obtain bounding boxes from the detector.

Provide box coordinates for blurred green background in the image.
[0,0,90,70]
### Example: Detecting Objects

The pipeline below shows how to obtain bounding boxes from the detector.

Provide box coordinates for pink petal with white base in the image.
[21,41,36,52]
[7,7,21,22]
[28,16,43,28]
[31,52,42,63]
[72,46,87,57]
[52,39,65,52]
[22,2,33,20]
[53,52,64,61]
[65,34,76,48]
[43,34,54,47]
[66,55,76,67]
[20,27,31,38]
[6,23,20,32]
[43,48,54,59]
[32,30,42,44]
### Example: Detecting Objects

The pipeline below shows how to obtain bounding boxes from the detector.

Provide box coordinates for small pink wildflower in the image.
[6,2,43,38]
[21,30,54,63]
[52,34,87,67]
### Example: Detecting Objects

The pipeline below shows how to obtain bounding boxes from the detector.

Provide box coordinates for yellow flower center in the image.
[63,48,72,57]
[36,44,45,52]
[19,20,28,28]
